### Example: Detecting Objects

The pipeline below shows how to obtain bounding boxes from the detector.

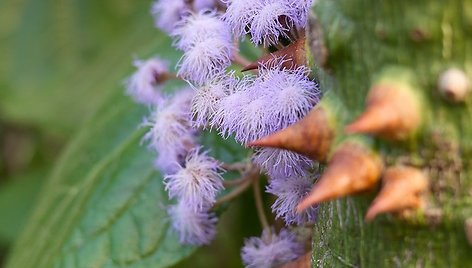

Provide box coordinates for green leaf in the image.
[0,169,46,245]
[0,0,160,136]
[5,84,197,267]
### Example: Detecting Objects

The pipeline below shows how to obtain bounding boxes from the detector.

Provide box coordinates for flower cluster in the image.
[196,62,320,179]
[223,0,313,46]
[165,149,224,245]
[241,228,304,268]
[173,10,234,85]
[142,89,196,174]
[164,148,224,211]
[127,0,319,265]
[136,87,224,245]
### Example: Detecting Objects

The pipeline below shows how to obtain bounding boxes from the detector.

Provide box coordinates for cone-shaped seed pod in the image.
[297,142,383,212]
[345,83,421,140]
[365,166,428,221]
[241,37,306,72]
[249,106,334,162]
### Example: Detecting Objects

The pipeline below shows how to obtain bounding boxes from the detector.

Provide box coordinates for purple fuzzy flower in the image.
[154,145,190,175]
[267,175,318,225]
[216,62,319,145]
[151,0,188,34]
[173,11,235,85]
[164,147,224,210]
[215,77,275,144]
[256,63,320,128]
[172,10,231,51]
[125,57,169,105]
[234,88,273,143]
[223,0,309,46]
[252,148,312,178]
[291,0,314,27]
[241,228,304,268]
[143,89,196,174]
[168,201,218,245]
[151,0,219,34]
[191,73,238,128]
[213,76,254,138]
[222,0,258,36]
[194,0,217,11]
[177,37,234,85]
[249,0,296,46]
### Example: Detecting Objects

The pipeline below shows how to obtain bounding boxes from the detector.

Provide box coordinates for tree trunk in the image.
[309,0,472,266]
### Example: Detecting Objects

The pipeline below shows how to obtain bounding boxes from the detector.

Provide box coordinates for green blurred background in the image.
[0,0,261,267]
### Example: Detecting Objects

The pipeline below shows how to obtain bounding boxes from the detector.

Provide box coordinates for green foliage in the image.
[0,169,45,245]
[0,0,217,266]
[0,0,162,136]
[0,1,258,266]
[5,91,197,267]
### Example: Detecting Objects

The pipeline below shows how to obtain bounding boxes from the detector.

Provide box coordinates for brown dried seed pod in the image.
[438,68,471,103]
[249,106,334,162]
[365,166,429,222]
[241,37,306,72]
[345,84,421,140]
[297,142,383,212]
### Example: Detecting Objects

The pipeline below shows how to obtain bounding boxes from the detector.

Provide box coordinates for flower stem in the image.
[221,162,248,172]
[252,179,270,230]
[163,72,180,81]
[215,167,259,206]
[223,176,248,187]
[233,53,252,68]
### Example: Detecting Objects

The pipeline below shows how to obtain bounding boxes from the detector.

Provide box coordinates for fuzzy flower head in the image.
[223,0,309,46]
[154,143,192,175]
[191,73,238,128]
[172,10,232,51]
[216,78,276,144]
[222,0,258,36]
[213,76,254,137]
[249,0,296,46]
[292,0,314,27]
[126,57,169,105]
[253,148,312,178]
[151,0,218,34]
[164,147,224,210]
[194,0,217,11]
[177,37,234,85]
[215,62,319,145]
[143,89,196,174]
[241,228,304,268]
[168,201,218,245]
[267,175,318,225]
[256,61,320,127]
[151,0,188,34]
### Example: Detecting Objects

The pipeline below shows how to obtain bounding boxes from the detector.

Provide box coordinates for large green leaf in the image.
[0,0,160,135]
[0,169,45,245]
[6,87,199,267]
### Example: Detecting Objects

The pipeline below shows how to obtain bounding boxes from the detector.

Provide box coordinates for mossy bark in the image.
[309,0,472,266]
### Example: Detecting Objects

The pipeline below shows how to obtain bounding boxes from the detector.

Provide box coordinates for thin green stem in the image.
[214,167,259,206]
[253,179,271,231]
